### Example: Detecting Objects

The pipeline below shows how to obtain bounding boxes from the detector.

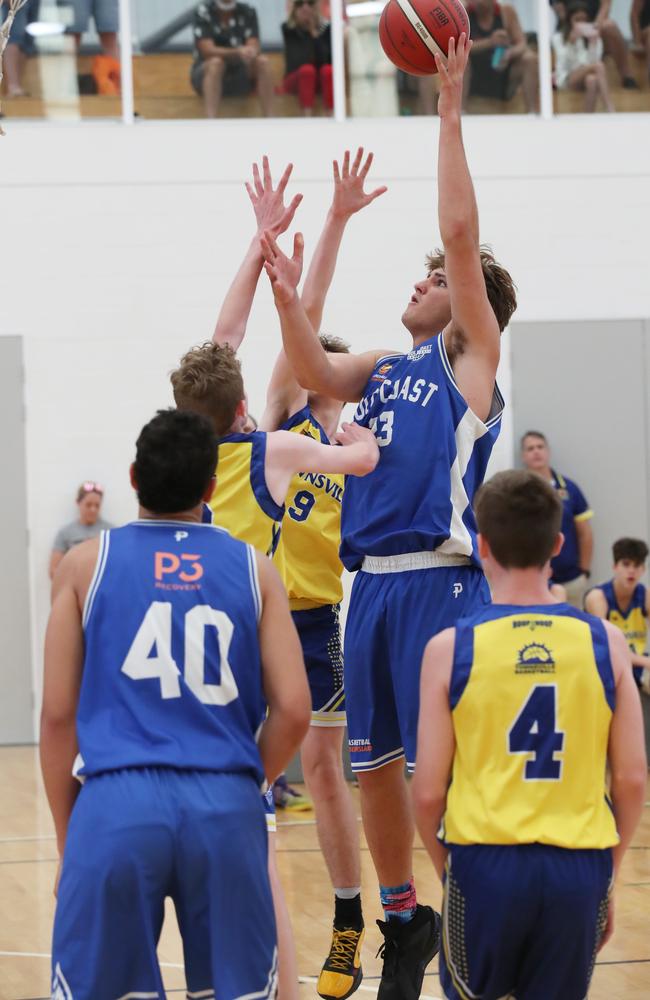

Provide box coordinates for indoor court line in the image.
[299,976,442,1000]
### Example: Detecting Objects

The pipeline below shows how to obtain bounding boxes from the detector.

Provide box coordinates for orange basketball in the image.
[379,0,471,76]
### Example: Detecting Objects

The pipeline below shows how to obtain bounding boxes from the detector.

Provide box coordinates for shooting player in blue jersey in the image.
[261,36,518,999]
[40,408,311,1000]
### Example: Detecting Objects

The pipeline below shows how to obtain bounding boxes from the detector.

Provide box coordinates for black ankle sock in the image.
[334,893,363,930]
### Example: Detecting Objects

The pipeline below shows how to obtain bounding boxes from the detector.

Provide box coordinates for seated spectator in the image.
[49,481,113,579]
[465,0,539,113]
[551,0,638,87]
[631,0,650,82]
[552,2,614,111]
[1,0,39,97]
[585,537,650,692]
[190,1,273,118]
[280,0,332,116]
[68,0,119,60]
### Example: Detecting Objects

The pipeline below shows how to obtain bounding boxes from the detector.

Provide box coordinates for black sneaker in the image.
[376,905,441,1000]
[622,76,640,89]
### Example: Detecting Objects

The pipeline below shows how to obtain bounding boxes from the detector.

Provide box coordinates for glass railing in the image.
[1,0,648,123]
[0,0,122,121]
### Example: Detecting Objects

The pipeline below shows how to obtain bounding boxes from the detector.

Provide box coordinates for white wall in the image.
[2,112,650,734]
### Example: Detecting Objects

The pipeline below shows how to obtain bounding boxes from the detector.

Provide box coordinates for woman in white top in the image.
[552,1,614,110]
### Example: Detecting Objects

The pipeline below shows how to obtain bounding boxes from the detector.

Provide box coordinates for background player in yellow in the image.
[211,151,386,1000]
[585,536,650,692]
[413,470,647,1000]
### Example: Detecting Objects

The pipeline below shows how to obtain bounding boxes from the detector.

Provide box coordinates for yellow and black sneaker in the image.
[317,925,365,1000]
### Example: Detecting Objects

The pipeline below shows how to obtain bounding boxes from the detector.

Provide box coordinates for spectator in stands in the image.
[280,0,332,116]
[69,0,119,59]
[49,481,113,579]
[552,2,615,111]
[191,1,273,118]
[1,0,39,97]
[465,0,539,112]
[520,430,594,608]
[631,0,650,81]
[551,0,639,87]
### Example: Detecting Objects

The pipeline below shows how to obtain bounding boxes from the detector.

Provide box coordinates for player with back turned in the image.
[262,35,517,999]
[413,469,647,1000]
[40,409,312,999]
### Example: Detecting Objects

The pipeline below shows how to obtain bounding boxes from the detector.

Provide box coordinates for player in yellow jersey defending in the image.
[210,151,386,1000]
[413,469,647,1000]
[585,537,650,692]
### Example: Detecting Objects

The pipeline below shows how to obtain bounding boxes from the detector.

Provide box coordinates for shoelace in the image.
[375,936,399,977]
[327,928,362,971]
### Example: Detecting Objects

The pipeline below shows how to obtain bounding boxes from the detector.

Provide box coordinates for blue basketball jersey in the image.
[76,521,266,783]
[340,333,504,570]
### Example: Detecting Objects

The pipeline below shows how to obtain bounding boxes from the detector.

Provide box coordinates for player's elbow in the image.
[440,222,478,251]
[351,442,380,477]
[40,705,76,737]
[412,777,447,819]
[611,760,648,803]
[276,689,311,745]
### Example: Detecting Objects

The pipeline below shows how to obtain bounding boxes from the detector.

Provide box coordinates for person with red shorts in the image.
[281,0,332,116]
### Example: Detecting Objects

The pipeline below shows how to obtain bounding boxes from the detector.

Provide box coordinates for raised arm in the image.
[434,36,501,420]
[412,628,456,881]
[302,147,387,332]
[261,229,392,401]
[256,553,311,783]
[212,157,302,351]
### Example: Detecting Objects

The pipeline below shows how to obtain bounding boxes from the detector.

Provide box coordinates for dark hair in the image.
[475,470,562,569]
[564,1,589,39]
[425,245,517,332]
[520,430,548,448]
[612,537,649,566]
[171,342,244,436]
[134,409,218,515]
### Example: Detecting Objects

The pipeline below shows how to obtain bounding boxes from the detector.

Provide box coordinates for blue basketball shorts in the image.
[292,603,345,726]
[51,768,277,1000]
[440,843,613,1000]
[344,565,490,772]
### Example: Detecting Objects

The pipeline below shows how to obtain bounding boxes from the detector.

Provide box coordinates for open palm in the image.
[260,230,304,306]
[331,147,388,219]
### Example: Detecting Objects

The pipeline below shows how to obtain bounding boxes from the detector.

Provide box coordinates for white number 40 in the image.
[121,601,239,706]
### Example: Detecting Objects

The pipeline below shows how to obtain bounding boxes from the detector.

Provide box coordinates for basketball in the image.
[379,0,471,76]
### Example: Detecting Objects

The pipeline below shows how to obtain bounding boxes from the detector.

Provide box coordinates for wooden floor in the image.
[0,746,648,999]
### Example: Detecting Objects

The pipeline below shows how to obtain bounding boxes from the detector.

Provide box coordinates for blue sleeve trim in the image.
[588,616,616,713]
[449,623,474,710]
[249,432,285,523]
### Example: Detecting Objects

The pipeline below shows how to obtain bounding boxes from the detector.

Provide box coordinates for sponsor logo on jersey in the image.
[515,642,556,674]
[407,344,433,362]
[154,551,203,589]
[371,362,394,383]
[174,530,189,542]
[348,738,373,753]
[452,582,463,598]
[512,619,553,631]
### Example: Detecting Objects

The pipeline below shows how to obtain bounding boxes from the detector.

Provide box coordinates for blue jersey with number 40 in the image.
[75,521,266,783]
[340,333,504,571]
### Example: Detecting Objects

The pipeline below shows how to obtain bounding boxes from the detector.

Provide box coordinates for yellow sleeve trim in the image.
[574,509,594,523]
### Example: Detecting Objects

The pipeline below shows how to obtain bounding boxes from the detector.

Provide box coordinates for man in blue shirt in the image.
[520,429,593,607]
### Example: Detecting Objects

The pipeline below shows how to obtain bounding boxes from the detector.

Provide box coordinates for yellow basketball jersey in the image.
[276,406,344,610]
[598,580,647,655]
[442,605,618,850]
[209,431,284,562]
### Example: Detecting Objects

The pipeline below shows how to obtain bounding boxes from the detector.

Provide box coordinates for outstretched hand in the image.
[260,230,304,306]
[246,156,303,238]
[435,34,472,120]
[331,147,388,220]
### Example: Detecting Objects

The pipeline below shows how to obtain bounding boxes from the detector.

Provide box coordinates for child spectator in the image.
[552,2,615,110]
[585,537,650,691]
[49,481,113,579]
[280,0,332,116]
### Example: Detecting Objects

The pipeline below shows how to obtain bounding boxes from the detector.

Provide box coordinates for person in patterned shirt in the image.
[190,1,274,117]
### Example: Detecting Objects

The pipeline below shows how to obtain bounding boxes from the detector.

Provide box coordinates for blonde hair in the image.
[287,0,325,30]
[171,342,244,436]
